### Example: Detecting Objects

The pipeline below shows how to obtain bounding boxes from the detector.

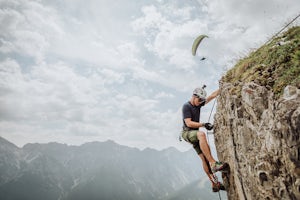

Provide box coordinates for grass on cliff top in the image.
[222,26,300,98]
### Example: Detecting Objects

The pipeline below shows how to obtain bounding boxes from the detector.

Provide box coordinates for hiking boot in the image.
[219,182,226,191]
[212,182,226,192]
[210,161,227,173]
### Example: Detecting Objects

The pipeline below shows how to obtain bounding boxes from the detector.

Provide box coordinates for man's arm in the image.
[184,118,205,129]
[205,89,220,104]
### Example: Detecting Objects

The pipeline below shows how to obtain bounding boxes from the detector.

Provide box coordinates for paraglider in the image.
[191,34,208,57]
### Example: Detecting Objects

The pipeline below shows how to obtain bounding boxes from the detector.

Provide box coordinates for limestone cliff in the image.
[214,26,300,200]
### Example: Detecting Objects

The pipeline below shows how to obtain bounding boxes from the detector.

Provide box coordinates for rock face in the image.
[214,82,300,200]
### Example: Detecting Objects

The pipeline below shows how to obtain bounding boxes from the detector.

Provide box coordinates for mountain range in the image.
[0,136,227,200]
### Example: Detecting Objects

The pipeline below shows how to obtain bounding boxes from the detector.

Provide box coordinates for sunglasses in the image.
[195,95,206,102]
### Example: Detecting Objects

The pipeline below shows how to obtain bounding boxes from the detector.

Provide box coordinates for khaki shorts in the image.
[181,130,202,155]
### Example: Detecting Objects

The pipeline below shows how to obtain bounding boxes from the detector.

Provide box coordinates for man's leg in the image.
[197,131,227,173]
[199,153,218,182]
[199,153,225,192]
[197,131,215,163]
[198,153,212,178]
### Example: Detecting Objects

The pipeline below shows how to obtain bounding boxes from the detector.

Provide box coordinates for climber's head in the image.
[192,85,207,105]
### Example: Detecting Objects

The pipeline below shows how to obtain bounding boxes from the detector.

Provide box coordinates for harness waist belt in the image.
[182,126,190,131]
[182,127,198,131]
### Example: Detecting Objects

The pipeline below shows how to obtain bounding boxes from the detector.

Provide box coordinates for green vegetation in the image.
[222,26,300,98]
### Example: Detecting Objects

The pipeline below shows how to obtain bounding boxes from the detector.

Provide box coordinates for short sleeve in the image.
[182,104,192,119]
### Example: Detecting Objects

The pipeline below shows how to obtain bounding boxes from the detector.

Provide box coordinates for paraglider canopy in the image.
[192,35,208,56]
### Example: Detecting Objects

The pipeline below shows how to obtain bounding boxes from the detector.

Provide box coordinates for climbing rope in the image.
[205,97,223,200]
[206,97,216,144]
[264,13,300,45]
[208,97,216,122]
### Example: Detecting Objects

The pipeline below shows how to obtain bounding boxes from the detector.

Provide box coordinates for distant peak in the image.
[0,136,19,149]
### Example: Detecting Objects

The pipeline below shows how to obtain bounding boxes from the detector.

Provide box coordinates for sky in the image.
[0,0,299,151]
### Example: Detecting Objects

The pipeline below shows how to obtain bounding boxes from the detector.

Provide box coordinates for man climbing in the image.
[181,85,226,192]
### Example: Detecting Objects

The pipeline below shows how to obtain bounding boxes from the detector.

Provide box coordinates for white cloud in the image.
[0,0,299,150]
[205,0,300,52]
[0,0,64,62]
[154,91,175,99]
[131,5,204,70]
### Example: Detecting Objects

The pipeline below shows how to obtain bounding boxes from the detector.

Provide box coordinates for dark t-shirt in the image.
[182,101,205,130]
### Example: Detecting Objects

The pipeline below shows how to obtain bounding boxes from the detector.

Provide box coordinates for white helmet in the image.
[193,85,207,99]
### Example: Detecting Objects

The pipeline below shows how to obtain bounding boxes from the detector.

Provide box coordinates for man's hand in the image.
[204,123,214,130]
